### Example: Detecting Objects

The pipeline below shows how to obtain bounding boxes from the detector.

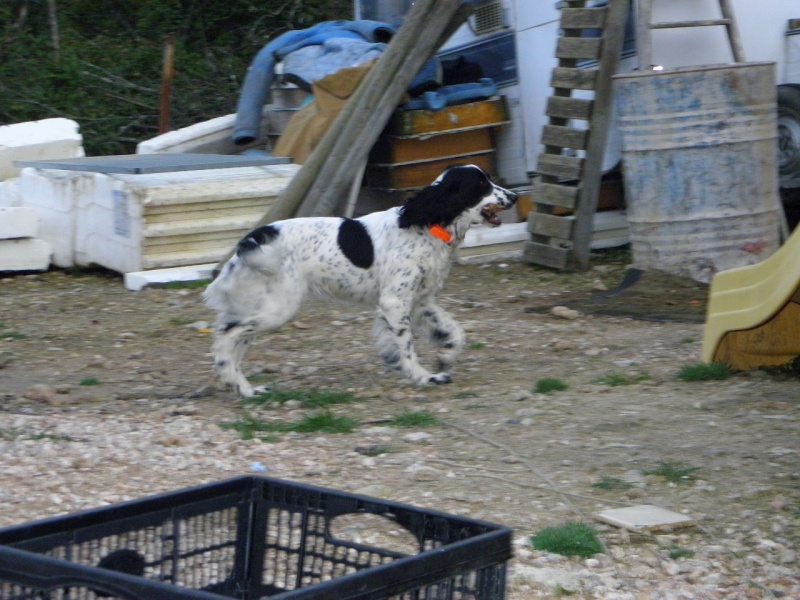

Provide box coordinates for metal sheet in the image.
[14,153,291,174]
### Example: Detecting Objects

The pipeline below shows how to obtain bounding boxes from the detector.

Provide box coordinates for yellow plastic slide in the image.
[702,226,800,370]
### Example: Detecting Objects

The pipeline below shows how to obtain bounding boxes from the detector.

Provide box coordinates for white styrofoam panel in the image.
[74,172,144,271]
[0,179,21,208]
[137,112,273,155]
[19,168,91,267]
[124,263,216,291]
[0,238,53,271]
[0,207,40,240]
[0,118,84,181]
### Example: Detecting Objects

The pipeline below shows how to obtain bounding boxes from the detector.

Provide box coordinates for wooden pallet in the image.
[523,0,630,270]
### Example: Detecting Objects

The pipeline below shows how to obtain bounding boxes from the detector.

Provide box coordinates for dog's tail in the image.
[204,226,281,311]
[234,225,282,276]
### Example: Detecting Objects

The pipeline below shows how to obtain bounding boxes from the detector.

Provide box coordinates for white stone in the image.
[551,306,581,320]
[595,505,696,532]
[402,432,433,443]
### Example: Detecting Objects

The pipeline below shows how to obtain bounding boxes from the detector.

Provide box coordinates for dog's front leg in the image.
[374,294,452,385]
[413,300,465,372]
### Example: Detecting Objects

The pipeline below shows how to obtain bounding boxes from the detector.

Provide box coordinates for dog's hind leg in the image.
[374,294,452,385]
[413,300,465,372]
[211,288,304,398]
[212,322,259,398]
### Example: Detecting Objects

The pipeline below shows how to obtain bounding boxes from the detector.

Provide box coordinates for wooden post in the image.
[159,36,175,134]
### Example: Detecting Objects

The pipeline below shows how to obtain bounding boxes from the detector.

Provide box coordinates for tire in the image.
[777,85,800,186]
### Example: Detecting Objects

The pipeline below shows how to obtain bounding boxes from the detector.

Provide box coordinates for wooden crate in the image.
[369,128,493,164]
[387,96,509,137]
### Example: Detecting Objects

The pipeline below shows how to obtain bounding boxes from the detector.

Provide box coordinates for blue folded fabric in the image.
[402,78,497,111]
[234,20,395,145]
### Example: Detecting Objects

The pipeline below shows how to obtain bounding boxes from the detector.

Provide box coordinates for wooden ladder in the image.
[635,0,745,69]
[522,0,631,271]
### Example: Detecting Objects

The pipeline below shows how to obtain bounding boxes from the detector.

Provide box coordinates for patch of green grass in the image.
[281,412,359,434]
[388,411,438,427]
[680,337,696,344]
[157,279,212,289]
[0,322,26,341]
[245,387,361,408]
[592,476,633,491]
[468,342,486,350]
[79,378,100,386]
[169,317,200,326]
[222,411,359,439]
[666,545,695,560]
[534,378,568,394]
[594,372,651,386]
[677,362,734,382]
[642,461,700,484]
[0,428,76,442]
[531,522,603,558]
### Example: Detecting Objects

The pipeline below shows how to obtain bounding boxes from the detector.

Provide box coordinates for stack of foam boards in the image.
[0,207,53,271]
[19,163,300,273]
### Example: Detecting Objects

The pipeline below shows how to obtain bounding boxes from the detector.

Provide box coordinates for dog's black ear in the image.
[398,166,481,228]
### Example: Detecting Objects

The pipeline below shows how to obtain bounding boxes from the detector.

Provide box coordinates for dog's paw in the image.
[429,372,453,385]
[252,385,270,396]
[236,383,255,398]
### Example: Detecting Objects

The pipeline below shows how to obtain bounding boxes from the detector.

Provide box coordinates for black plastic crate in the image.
[0,476,512,599]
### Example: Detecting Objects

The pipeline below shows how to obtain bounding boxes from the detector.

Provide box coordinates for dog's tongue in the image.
[482,207,503,225]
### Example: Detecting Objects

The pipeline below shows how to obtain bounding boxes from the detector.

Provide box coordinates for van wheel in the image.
[777,85,800,187]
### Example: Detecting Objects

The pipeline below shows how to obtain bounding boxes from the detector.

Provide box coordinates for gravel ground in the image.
[0,253,798,599]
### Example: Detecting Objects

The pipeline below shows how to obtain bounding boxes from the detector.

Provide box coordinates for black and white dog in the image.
[204,164,517,397]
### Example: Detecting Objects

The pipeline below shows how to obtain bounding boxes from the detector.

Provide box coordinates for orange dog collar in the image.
[429,225,453,244]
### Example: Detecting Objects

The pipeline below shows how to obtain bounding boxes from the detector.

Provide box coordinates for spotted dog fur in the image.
[204,165,517,397]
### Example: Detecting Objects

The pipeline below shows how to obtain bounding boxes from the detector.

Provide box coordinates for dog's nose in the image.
[507,190,518,204]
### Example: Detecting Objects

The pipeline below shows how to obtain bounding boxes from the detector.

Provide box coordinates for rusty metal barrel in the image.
[613,63,781,283]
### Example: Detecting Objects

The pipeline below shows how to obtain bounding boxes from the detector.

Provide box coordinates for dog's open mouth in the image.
[481,204,505,226]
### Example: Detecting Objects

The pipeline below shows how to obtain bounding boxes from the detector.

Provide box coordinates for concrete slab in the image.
[124,263,216,291]
[595,505,696,532]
